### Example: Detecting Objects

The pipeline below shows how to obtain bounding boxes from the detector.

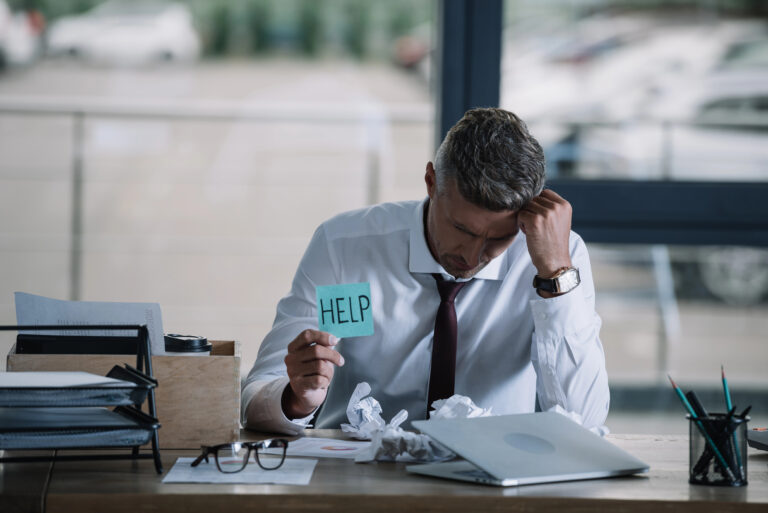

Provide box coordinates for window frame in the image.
[436,0,768,247]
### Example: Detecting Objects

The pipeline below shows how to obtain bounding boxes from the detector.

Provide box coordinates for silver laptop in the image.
[406,412,649,487]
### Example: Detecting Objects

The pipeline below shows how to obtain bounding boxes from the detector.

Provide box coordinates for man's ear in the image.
[425,162,437,198]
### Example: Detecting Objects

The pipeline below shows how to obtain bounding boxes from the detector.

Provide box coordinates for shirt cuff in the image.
[242,377,316,436]
[529,283,592,340]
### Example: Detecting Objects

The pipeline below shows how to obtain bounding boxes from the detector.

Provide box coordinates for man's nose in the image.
[462,238,486,267]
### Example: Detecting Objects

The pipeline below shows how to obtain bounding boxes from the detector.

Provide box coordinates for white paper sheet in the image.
[15,292,166,356]
[264,437,370,460]
[0,371,135,388]
[162,457,317,485]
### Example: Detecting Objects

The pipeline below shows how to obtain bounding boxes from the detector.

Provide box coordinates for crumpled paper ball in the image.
[339,382,609,463]
[546,404,610,437]
[355,410,455,463]
[429,395,493,419]
[340,382,386,439]
[341,382,491,462]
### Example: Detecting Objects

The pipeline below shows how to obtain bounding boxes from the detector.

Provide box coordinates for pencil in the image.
[721,365,744,480]
[667,374,737,482]
[722,365,733,411]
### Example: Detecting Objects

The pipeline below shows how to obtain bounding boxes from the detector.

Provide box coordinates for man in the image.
[242,108,609,435]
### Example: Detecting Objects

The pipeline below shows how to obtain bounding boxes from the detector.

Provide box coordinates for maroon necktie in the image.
[428,274,468,409]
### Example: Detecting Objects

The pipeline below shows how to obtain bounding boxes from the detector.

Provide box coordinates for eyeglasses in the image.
[191,439,289,473]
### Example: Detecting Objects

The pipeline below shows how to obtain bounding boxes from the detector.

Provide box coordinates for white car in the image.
[569,69,768,182]
[0,1,43,68]
[47,0,200,65]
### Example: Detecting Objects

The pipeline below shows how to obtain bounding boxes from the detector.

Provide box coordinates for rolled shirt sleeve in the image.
[529,234,610,429]
[241,377,315,435]
[241,225,336,435]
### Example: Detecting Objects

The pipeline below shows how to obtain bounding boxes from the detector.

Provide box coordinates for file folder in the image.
[0,371,150,407]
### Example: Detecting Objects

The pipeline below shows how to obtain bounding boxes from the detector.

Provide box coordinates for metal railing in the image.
[0,96,432,300]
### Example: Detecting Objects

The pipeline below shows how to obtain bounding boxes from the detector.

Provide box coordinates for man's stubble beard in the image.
[439,254,490,279]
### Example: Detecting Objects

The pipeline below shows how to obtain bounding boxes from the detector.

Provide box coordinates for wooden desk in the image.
[3,431,768,513]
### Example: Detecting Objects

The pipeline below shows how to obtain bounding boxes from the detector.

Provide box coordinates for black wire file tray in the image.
[0,366,153,407]
[0,406,160,449]
[0,325,163,473]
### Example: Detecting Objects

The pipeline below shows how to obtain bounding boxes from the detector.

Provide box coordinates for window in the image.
[500,0,768,430]
[0,0,437,372]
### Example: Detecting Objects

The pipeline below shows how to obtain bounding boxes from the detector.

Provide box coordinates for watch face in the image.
[557,269,580,292]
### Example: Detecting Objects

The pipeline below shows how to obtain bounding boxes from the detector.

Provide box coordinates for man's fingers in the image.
[521,200,548,216]
[285,344,344,376]
[535,190,572,216]
[287,329,338,353]
[291,359,336,381]
[286,346,343,369]
[529,195,558,210]
[285,329,344,407]
[523,192,570,218]
[290,343,344,366]
[295,374,332,391]
[304,343,345,366]
[539,188,566,203]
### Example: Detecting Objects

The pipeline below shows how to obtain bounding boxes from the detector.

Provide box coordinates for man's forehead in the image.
[445,199,518,236]
[448,208,518,234]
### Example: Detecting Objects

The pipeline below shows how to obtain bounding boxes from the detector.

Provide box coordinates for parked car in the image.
[47,0,200,65]
[564,69,768,182]
[717,38,768,70]
[0,1,44,70]
[692,72,768,128]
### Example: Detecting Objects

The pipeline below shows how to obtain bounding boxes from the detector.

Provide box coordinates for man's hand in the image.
[282,329,344,419]
[518,189,573,279]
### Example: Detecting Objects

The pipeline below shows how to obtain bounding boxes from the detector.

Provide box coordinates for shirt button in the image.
[539,313,548,320]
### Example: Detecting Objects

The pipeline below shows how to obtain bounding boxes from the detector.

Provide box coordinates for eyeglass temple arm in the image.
[190,449,210,467]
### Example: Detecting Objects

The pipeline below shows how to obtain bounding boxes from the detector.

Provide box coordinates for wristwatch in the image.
[533,266,581,294]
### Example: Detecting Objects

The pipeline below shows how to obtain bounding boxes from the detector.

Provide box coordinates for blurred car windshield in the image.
[721,39,768,69]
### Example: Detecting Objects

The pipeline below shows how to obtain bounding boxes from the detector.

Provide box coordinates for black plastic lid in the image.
[164,334,212,353]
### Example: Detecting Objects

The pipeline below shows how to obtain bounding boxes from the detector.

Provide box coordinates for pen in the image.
[685,390,708,418]
[667,375,737,482]
[724,405,743,480]
[722,365,733,411]
[721,365,744,479]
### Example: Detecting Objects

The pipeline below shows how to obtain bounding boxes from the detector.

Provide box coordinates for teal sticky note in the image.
[316,282,373,338]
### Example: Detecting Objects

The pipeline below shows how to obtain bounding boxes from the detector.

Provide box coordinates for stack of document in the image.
[0,371,147,407]
[14,292,166,355]
[0,369,158,451]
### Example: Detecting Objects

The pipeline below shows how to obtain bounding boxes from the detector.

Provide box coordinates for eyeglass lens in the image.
[256,439,288,470]
[215,443,250,473]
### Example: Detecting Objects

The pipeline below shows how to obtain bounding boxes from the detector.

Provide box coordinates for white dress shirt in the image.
[242,199,609,435]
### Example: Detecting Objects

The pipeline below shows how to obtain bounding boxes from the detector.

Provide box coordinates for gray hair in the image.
[434,108,546,211]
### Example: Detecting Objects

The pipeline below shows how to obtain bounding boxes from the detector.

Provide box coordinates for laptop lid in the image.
[411,412,649,486]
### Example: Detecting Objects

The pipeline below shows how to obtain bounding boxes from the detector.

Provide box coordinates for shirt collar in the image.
[408,197,511,281]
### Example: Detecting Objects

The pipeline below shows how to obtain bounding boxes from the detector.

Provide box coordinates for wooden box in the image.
[6,340,241,449]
